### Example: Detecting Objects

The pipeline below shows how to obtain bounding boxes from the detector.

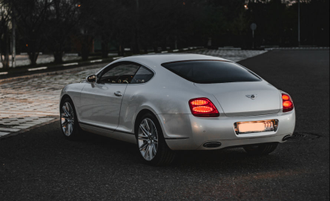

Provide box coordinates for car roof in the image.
[120,53,231,66]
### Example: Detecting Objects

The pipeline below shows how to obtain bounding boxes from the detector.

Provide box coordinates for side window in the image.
[131,66,154,84]
[98,63,140,84]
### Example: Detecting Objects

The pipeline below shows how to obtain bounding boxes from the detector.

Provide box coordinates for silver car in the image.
[60,54,296,165]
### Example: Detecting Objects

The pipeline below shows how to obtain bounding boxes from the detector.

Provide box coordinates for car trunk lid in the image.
[195,82,281,117]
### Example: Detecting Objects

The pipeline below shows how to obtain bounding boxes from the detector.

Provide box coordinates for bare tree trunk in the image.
[54,51,63,63]
[101,36,109,58]
[81,36,91,61]
[0,30,10,69]
[1,53,10,69]
[117,45,123,56]
[81,46,89,61]
[28,51,39,67]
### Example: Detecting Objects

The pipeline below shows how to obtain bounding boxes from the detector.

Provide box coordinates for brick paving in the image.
[0,50,266,138]
[0,66,101,137]
[0,53,118,68]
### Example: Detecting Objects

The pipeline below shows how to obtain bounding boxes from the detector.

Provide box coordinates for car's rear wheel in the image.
[136,113,176,166]
[243,143,278,155]
[60,97,81,140]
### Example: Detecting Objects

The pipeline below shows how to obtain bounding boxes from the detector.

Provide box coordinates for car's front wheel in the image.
[243,143,278,155]
[136,113,176,166]
[60,97,81,140]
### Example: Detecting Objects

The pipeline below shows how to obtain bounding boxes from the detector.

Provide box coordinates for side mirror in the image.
[87,75,96,83]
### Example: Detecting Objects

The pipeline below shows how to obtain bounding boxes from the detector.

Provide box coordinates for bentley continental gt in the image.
[60,54,296,165]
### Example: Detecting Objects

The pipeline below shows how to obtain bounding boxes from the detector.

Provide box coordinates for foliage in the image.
[0,0,329,67]
[46,0,81,63]
[0,0,11,68]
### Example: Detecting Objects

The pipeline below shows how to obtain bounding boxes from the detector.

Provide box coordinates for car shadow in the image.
[77,131,296,175]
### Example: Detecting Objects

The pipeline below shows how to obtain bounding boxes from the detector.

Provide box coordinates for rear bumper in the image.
[160,110,296,150]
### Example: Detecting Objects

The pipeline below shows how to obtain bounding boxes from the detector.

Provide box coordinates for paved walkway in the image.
[0,49,266,138]
[0,53,118,68]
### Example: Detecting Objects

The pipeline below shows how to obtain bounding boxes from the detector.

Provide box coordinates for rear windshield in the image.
[162,60,261,84]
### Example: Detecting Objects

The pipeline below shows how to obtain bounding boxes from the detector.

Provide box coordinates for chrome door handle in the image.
[114,91,122,97]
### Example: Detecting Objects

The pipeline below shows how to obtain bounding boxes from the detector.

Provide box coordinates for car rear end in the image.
[160,60,296,150]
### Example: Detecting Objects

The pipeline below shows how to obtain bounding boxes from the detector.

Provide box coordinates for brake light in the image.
[189,98,219,117]
[282,93,294,112]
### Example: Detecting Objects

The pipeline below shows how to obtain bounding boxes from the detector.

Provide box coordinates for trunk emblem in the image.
[246,94,257,100]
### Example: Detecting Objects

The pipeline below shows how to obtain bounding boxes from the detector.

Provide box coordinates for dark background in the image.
[1,0,329,67]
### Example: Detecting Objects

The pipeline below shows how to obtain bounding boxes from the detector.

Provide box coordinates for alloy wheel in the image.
[138,118,159,161]
[60,102,75,136]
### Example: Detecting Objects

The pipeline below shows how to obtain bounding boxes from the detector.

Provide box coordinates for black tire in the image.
[135,113,176,166]
[59,97,81,140]
[243,143,279,155]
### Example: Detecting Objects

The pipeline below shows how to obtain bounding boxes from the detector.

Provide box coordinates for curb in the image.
[0,63,103,84]
[0,47,202,81]
[0,117,59,140]
[265,47,329,51]
[0,57,113,81]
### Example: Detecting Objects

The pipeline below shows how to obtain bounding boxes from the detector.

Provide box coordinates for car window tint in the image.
[98,63,140,84]
[131,66,154,84]
[162,61,261,84]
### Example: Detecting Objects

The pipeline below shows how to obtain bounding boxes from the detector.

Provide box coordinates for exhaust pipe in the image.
[203,142,221,148]
[282,135,292,141]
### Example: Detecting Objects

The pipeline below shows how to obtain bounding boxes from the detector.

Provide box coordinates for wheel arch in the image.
[134,109,168,141]
[60,94,80,122]
[60,94,72,105]
[134,109,156,135]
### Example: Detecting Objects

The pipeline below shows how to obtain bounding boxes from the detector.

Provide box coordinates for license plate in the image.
[234,119,278,134]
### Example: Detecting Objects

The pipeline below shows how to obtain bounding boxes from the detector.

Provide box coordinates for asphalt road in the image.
[0,50,329,201]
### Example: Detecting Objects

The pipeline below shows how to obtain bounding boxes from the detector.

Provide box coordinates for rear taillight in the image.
[282,93,294,112]
[189,98,219,117]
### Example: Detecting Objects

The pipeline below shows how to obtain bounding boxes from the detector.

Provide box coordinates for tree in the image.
[85,0,122,57]
[0,0,11,68]
[46,0,81,63]
[10,0,52,66]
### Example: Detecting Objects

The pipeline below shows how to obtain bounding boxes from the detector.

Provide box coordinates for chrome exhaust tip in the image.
[282,135,292,141]
[203,142,221,148]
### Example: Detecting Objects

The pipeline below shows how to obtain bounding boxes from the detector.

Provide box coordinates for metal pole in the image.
[12,1,16,67]
[298,0,301,46]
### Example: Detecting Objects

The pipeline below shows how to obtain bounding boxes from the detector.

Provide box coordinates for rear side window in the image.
[131,66,154,84]
[162,61,261,84]
[98,62,140,84]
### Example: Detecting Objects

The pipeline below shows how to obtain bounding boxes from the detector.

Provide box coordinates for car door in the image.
[116,66,155,133]
[79,62,140,131]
